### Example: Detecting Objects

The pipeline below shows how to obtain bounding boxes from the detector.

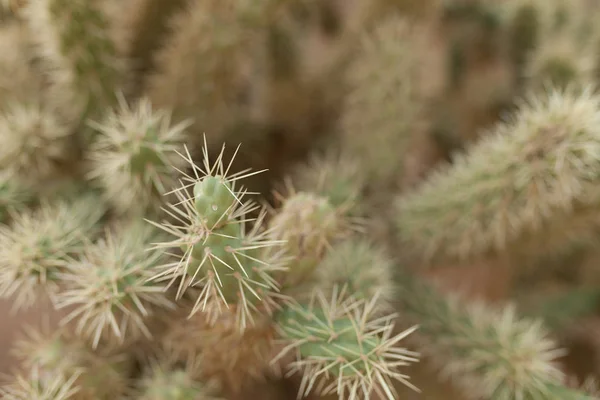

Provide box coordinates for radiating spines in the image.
[0,365,81,400]
[23,0,125,117]
[87,94,191,216]
[148,141,286,331]
[53,221,174,348]
[0,100,73,182]
[0,195,104,310]
[396,86,600,262]
[522,2,598,90]
[11,327,128,399]
[316,238,394,311]
[394,270,572,400]
[273,287,419,400]
[339,14,427,184]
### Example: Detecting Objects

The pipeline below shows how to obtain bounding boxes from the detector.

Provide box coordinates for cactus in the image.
[0,365,82,400]
[11,327,128,398]
[393,266,597,399]
[53,221,175,348]
[273,286,419,400]
[267,191,350,289]
[0,171,31,222]
[0,101,73,182]
[396,86,600,262]
[339,15,426,185]
[147,141,286,331]
[0,196,104,310]
[86,94,191,215]
[145,0,266,142]
[23,0,125,122]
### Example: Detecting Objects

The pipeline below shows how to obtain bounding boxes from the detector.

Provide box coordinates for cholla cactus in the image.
[145,0,266,141]
[23,0,124,121]
[0,195,104,310]
[273,286,419,400]
[0,365,81,400]
[11,327,128,399]
[0,101,73,181]
[339,15,426,185]
[396,87,600,262]
[393,267,595,399]
[268,189,351,289]
[53,221,175,348]
[86,94,191,215]
[520,0,600,90]
[147,141,286,331]
[4,1,600,398]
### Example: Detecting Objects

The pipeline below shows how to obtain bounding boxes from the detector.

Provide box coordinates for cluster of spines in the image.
[517,0,600,90]
[396,86,600,262]
[0,100,73,182]
[0,365,81,400]
[0,171,31,222]
[0,195,104,310]
[53,221,175,348]
[267,188,350,290]
[315,238,395,312]
[147,140,286,331]
[273,286,419,400]
[86,94,191,215]
[393,266,595,399]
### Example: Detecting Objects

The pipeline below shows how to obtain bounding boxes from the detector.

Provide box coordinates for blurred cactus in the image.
[23,0,125,122]
[11,327,128,398]
[0,172,31,222]
[145,0,266,144]
[397,87,600,262]
[0,196,104,310]
[86,94,191,215]
[0,101,73,182]
[0,365,82,400]
[53,221,174,348]
[394,266,595,399]
[339,15,426,186]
